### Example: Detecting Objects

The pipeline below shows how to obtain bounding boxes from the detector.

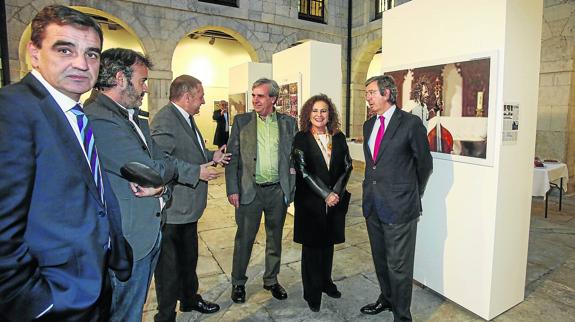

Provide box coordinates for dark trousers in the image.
[232,183,287,286]
[365,213,418,322]
[154,223,199,322]
[301,245,335,305]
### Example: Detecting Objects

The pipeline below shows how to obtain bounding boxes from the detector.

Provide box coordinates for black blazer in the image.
[362,108,433,224]
[292,131,352,247]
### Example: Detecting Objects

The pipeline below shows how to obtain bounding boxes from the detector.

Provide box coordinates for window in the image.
[299,0,325,23]
[375,0,394,20]
[198,0,238,7]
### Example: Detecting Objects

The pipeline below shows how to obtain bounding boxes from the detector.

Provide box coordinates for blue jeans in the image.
[109,233,161,322]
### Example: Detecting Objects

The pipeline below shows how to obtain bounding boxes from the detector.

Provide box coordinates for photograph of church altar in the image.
[228,92,247,125]
[276,82,299,118]
[383,57,491,159]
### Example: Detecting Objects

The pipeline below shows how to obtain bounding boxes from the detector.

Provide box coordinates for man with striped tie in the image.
[0,5,132,321]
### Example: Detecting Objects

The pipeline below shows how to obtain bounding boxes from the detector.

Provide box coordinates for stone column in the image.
[146,69,173,119]
[350,82,366,139]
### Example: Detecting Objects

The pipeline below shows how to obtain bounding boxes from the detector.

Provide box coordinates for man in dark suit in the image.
[212,100,229,148]
[225,78,297,303]
[150,75,229,321]
[84,49,219,322]
[0,5,132,321]
[360,75,433,321]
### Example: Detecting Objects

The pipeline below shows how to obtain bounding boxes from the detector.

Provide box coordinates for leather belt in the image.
[256,182,279,187]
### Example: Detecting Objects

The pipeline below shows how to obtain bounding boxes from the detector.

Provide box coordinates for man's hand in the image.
[200,161,220,181]
[325,192,340,207]
[213,145,231,166]
[228,193,240,208]
[129,182,164,198]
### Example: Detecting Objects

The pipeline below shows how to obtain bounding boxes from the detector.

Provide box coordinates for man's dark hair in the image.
[170,75,202,101]
[31,5,103,48]
[96,48,153,90]
[365,75,398,105]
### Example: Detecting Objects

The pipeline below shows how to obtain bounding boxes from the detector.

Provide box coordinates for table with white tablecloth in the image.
[532,162,569,217]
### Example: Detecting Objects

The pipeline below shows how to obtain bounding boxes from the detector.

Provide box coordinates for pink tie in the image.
[372,115,385,160]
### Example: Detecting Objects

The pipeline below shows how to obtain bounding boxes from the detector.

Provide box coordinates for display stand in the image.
[228,62,272,113]
[272,40,342,118]
[380,0,543,319]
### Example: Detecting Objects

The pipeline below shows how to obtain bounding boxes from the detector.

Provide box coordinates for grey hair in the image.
[252,78,279,98]
[365,75,398,104]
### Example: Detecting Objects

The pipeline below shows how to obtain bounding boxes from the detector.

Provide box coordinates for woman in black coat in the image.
[292,94,352,312]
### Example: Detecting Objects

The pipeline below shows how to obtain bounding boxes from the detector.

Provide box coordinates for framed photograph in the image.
[228,92,247,126]
[381,52,498,165]
[276,73,302,119]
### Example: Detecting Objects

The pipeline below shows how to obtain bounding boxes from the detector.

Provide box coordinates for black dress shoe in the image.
[360,300,392,315]
[180,297,220,314]
[322,285,342,298]
[231,285,246,303]
[307,301,320,312]
[263,283,288,300]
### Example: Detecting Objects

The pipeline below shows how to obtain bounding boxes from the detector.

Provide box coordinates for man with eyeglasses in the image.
[360,75,433,321]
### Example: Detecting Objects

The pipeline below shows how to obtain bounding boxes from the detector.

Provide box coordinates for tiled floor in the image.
[141,167,575,321]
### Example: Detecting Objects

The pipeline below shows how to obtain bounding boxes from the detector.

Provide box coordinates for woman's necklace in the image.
[312,128,332,168]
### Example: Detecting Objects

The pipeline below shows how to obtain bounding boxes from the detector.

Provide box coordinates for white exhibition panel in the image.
[228,62,272,111]
[272,40,343,117]
[381,0,542,319]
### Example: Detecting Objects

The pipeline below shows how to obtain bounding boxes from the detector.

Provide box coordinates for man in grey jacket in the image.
[225,78,297,303]
[150,75,229,321]
[85,49,222,322]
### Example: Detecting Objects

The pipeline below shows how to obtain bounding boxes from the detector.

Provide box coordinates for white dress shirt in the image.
[31,70,89,163]
[368,105,396,157]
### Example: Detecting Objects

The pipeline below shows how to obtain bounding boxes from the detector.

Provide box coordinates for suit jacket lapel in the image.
[95,93,151,157]
[364,116,376,162]
[278,113,291,162]
[375,109,403,162]
[29,77,102,204]
[168,104,207,161]
[242,112,257,171]
[306,131,330,175]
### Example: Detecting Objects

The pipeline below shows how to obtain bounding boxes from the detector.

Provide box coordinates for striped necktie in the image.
[70,104,104,204]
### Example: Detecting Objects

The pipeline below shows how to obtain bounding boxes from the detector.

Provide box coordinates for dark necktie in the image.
[70,104,104,203]
[189,116,207,158]
[372,115,385,160]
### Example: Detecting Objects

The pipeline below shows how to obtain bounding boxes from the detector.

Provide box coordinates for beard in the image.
[121,80,144,108]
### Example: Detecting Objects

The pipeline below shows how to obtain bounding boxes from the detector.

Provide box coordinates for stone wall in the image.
[539,0,575,190]
[5,0,348,116]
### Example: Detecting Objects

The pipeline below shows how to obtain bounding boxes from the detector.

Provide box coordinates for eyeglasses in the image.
[365,90,380,98]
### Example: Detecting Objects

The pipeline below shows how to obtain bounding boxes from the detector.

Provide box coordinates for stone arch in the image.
[169,16,260,69]
[349,38,382,138]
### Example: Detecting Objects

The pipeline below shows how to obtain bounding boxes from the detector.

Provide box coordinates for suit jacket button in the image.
[155,212,161,217]
[98,211,106,217]
[254,157,257,161]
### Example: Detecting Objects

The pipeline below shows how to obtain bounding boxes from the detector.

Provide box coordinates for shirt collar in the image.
[257,110,277,123]
[31,69,81,112]
[172,102,192,125]
[378,104,396,121]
